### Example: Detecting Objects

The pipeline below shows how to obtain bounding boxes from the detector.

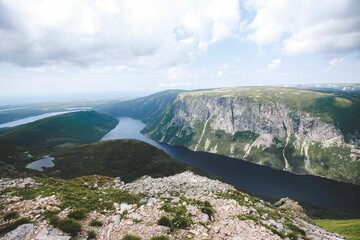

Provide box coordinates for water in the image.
[26,156,55,171]
[0,110,83,128]
[102,117,360,210]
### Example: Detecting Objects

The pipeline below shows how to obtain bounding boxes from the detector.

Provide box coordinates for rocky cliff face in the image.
[144,88,360,184]
[0,173,345,240]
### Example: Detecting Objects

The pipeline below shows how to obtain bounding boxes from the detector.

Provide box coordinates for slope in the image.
[0,111,118,148]
[99,90,184,122]
[49,139,186,181]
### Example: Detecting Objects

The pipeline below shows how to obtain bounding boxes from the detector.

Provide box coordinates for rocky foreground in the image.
[0,172,345,240]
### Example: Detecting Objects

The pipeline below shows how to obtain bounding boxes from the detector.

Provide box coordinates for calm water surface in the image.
[0,110,86,128]
[102,117,360,210]
[26,156,55,171]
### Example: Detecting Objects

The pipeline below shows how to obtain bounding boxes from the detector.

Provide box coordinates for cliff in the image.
[143,87,360,184]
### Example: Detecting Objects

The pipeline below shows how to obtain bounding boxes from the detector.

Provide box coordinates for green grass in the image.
[0,111,118,148]
[2,175,140,214]
[50,139,186,181]
[315,219,360,240]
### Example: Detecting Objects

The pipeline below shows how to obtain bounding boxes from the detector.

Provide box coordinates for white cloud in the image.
[245,0,360,55]
[0,0,240,68]
[212,62,229,78]
[158,82,196,88]
[267,59,282,71]
[324,57,344,72]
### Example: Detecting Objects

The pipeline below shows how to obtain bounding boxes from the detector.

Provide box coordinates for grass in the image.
[2,175,141,214]
[315,219,360,240]
[121,234,142,240]
[89,218,103,227]
[3,211,19,221]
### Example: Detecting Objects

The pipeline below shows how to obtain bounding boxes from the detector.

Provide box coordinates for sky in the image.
[0,0,360,104]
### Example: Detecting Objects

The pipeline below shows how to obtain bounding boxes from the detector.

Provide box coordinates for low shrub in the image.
[87,230,97,240]
[157,216,174,232]
[150,235,170,240]
[57,218,82,237]
[68,209,87,220]
[89,218,103,227]
[3,211,19,221]
[172,215,192,229]
[121,234,142,240]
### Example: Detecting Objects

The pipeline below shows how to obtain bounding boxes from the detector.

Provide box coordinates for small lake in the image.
[101,117,360,210]
[0,110,85,128]
[26,156,55,171]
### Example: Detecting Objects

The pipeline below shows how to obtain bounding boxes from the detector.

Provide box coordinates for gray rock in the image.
[1,224,34,240]
[112,215,121,223]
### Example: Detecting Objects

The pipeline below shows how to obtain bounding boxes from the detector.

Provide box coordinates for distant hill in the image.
[99,90,184,122]
[0,111,118,148]
[49,139,186,181]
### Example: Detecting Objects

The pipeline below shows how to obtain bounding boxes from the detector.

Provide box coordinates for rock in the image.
[170,197,180,204]
[119,203,134,214]
[147,197,157,206]
[232,236,243,240]
[35,227,71,240]
[268,219,284,231]
[128,212,142,221]
[112,215,121,223]
[1,224,34,240]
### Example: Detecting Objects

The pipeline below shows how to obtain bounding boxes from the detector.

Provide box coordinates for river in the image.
[101,117,360,210]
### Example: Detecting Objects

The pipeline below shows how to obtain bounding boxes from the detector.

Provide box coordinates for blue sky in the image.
[0,0,359,104]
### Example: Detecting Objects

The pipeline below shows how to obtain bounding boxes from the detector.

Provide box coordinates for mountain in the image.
[99,90,184,122]
[0,111,118,149]
[0,171,348,240]
[143,87,360,185]
[49,139,186,181]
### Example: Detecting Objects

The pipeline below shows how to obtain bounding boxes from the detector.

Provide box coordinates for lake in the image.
[0,110,85,128]
[101,117,360,210]
[26,156,55,171]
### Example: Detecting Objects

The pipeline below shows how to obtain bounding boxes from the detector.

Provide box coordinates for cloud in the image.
[245,0,360,55]
[0,0,240,68]
[158,82,196,88]
[324,57,344,72]
[267,59,282,71]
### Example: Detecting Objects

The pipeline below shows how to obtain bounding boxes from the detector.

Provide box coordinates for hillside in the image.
[99,90,184,122]
[143,87,360,184]
[49,139,186,181]
[0,111,118,149]
[0,172,346,240]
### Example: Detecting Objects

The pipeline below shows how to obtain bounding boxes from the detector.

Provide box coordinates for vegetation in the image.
[121,234,142,240]
[150,235,170,240]
[89,218,103,227]
[3,211,18,221]
[100,90,183,122]
[68,209,87,220]
[87,230,97,240]
[56,218,82,237]
[158,216,174,232]
[2,175,140,214]
[0,217,31,236]
[50,139,186,181]
[159,203,192,230]
[315,219,360,240]
[0,111,118,148]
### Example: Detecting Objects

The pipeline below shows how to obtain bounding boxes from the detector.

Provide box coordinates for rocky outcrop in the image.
[144,88,360,184]
[0,174,346,240]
